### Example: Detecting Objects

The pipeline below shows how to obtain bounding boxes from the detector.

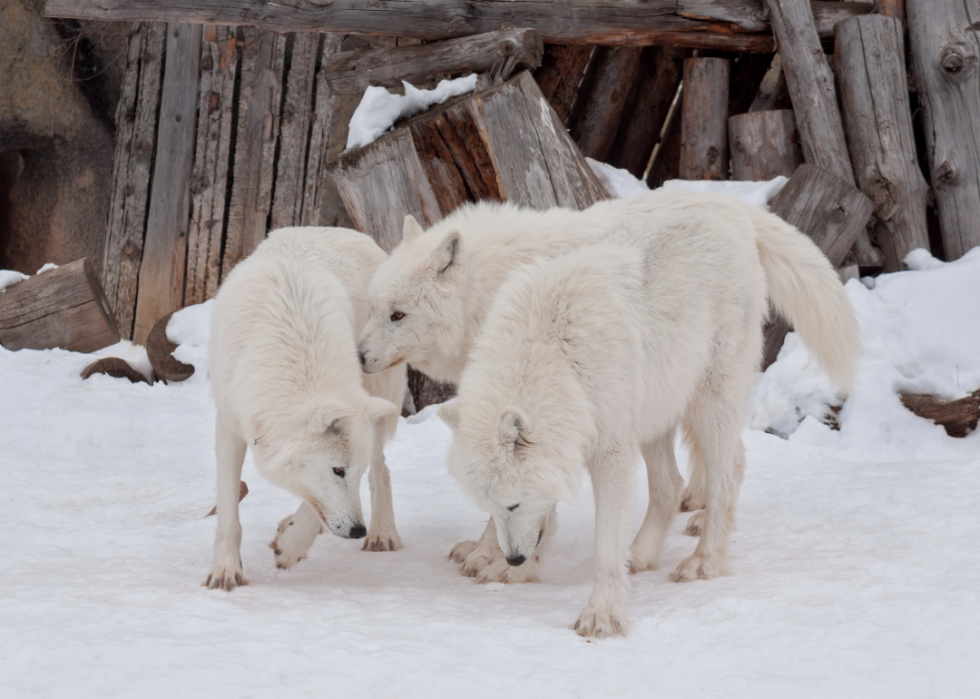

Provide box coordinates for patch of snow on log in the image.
[345,74,479,151]
[0,270,29,291]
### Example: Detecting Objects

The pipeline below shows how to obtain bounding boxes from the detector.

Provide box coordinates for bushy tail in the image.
[752,209,860,392]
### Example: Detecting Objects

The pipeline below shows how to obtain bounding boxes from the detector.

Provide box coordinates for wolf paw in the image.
[670,552,724,582]
[204,565,248,591]
[679,485,705,513]
[362,529,402,552]
[449,539,478,564]
[574,606,628,638]
[270,511,321,569]
[628,549,659,574]
[684,510,704,537]
[474,558,541,584]
[459,544,500,578]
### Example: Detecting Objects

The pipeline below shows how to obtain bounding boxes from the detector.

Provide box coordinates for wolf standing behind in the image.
[206,228,404,590]
[438,193,859,637]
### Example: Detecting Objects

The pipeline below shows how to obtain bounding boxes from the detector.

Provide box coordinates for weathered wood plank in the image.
[102,22,166,339]
[45,0,871,52]
[836,14,929,272]
[185,25,238,306]
[679,57,729,180]
[0,259,120,353]
[534,44,594,125]
[567,47,645,162]
[221,29,286,280]
[728,109,802,181]
[133,23,202,345]
[906,0,980,262]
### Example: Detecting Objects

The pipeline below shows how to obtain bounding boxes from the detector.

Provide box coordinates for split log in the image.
[207,481,249,516]
[761,0,882,266]
[45,1,872,52]
[534,44,594,125]
[728,110,802,181]
[146,310,195,383]
[900,390,980,438]
[835,15,929,272]
[647,85,684,188]
[324,28,544,95]
[0,259,120,353]
[132,24,202,345]
[329,70,609,252]
[567,47,645,162]
[906,0,980,262]
[102,22,166,339]
[607,46,689,178]
[679,57,729,180]
[81,357,152,385]
[220,29,286,280]
[185,25,239,307]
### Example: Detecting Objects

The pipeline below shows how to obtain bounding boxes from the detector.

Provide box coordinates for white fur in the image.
[206,227,405,590]
[438,193,859,636]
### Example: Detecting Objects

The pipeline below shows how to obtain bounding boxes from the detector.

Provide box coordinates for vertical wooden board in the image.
[271,32,320,230]
[221,29,286,280]
[409,114,472,215]
[185,25,238,306]
[680,57,730,180]
[533,44,594,125]
[133,23,202,345]
[102,22,166,339]
[728,110,802,181]
[906,0,980,261]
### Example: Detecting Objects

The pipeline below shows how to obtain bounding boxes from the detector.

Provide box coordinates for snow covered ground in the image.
[3,246,980,697]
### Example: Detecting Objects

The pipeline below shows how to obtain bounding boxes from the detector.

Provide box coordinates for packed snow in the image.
[346,74,479,151]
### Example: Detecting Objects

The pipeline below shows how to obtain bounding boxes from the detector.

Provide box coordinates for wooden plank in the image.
[132,23,202,345]
[607,46,690,178]
[906,0,980,262]
[567,47,645,161]
[0,259,120,353]
[835,14,929,272]
[46,0,870,52]
[220,29,286,280]
[185,25,238,306]
[102,22,166,339]
[728,109,802,181]
[323,28,544,94]
[679,57,729,180]
[534,44,594,125]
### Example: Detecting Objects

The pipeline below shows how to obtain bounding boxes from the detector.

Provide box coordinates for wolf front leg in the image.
[575,447,635,638]
[206,419,249,590]
[363,421,402,551]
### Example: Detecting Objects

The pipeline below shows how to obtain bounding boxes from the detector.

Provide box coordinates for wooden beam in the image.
[679,57,729,180]
[133,23,201,345]
[44,0,871,52]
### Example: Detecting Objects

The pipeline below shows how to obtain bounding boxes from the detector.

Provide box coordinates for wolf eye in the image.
[333,467,345,478]
[390,311,405,322]
[507,504,520,512]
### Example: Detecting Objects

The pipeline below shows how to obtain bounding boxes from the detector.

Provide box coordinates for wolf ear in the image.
[432,230,463,276]
[402,214,425,244]
[309,402,357,433]
[437,400,461,431]
[364,396,399,422]
[497,407,531,446]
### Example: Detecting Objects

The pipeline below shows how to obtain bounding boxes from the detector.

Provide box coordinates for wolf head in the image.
[439,399,585,566]
[251,394,398,539]
[358,215,466,380]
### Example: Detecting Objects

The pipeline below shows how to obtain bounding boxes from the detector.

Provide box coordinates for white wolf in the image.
[357,196,686,583]
[437,192,859,637]
[206,227,405,590]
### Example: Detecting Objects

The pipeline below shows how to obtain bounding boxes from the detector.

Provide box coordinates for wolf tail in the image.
[752,208,860,392]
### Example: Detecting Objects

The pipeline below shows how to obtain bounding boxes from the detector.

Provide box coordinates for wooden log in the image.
[534,44,594,125]
[81,357,152,385]
[329,70,609,251]
[0,259,121,353]
[748,54,791,112]
[323,28,543,95]
[728,110,802,181]
[146,310,195,383]
[185,25,238,307]
[906,0,980,262]
[679,57,729,180]
[607,46,689,178]
[132,24,202,345]
[220,29,286,280]
[835,15,930,272]
[872,0,904,21]
[900,390,980,438]
[45,1,873,52]
[567,47,645,162]
[102,22,166,339]
[647,84,684,188]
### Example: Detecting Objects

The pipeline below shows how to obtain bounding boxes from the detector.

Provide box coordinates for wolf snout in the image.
[349,523,367,539]
[505,553,526,567]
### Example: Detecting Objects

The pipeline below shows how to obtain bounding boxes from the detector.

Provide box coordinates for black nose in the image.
[358,351,367,369]
[505,554,526,567]
[349,524,367,539]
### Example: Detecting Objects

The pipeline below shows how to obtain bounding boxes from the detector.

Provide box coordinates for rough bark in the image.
[679,57,730,180]
[836,14,929,272]
[728,109,803,180]
[534,44,594,125]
